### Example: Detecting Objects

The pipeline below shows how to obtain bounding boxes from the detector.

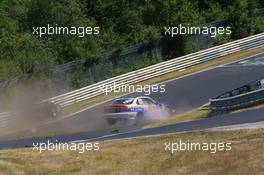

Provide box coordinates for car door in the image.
[141,98,157,110]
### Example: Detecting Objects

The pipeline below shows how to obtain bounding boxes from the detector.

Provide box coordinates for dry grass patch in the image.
[0,129,263,175]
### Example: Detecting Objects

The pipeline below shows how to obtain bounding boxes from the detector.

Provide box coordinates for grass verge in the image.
[0,129,263,175]
[63,47,264,116]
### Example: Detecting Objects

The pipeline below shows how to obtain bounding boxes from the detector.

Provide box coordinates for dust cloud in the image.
[0,83,57,138]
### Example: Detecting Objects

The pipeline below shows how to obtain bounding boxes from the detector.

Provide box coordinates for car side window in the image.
[142,98,155,105]
[137,99,144,105]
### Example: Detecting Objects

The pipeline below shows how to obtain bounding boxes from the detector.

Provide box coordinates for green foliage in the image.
[225,0,261,39]
[0,0,263,88]
[213,33,231,46]
[69,65,88,89]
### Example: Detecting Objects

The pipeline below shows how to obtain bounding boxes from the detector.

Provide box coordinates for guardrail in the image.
[0,112,9,118]
[210,78,264,112]
[48,33,264,107]
[0,33,263,132]
[210,88,264,112]
[0,112,12,132]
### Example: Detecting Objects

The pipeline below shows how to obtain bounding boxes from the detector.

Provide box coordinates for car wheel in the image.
[135,112,144,126]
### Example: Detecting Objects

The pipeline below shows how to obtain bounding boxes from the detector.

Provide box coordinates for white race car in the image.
[104,96,170,126]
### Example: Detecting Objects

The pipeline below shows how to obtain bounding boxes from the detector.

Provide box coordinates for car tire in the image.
[135,112,144,126]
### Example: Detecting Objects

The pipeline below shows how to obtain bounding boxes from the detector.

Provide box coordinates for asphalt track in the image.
[0,53,264,148]
[79,108,264,142]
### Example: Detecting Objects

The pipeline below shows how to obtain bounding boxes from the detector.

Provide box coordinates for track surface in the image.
[0,53,264,148]
[81,108,264,142]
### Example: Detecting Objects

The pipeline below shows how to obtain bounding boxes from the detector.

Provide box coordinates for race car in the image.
[14,101,62,119]
[104,96,170,126]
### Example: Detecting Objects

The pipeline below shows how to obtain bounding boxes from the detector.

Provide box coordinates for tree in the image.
[225,0,260,39]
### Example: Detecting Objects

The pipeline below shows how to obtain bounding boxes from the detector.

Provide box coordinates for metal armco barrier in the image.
[0,33,264,127]
[0,112,12,132]
[210,88,264,112]
[48,33,264,107]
